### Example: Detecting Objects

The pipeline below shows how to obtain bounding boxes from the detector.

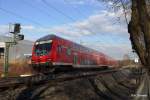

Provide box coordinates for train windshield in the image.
[34,40,52,56]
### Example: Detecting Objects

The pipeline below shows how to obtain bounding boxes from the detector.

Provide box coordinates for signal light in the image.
[15,34,24,40]
[14,23,21,33]
[10,23,21,34]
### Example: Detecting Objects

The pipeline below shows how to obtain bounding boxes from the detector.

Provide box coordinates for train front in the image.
[31,40,53,72]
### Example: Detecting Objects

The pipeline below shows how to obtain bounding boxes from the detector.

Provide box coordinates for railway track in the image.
[88,68,143,100]
[0,67,144,100]
[0,68,123,89]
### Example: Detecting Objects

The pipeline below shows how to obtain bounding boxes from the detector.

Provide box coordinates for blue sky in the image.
[0,0,135,59]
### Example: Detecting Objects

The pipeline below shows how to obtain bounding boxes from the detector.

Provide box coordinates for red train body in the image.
[31,35,118,70]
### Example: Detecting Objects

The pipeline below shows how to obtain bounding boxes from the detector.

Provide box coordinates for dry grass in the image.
[0,59,3,65]
[0,59,33,77]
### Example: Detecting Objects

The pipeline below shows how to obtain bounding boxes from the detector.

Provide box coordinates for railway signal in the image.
[10,23,21,34]
[10,23,24,42]
[2,23,24,77]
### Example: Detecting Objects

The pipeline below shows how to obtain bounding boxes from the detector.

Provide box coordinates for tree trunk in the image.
[136,0,150,67]
[128,0,150,69]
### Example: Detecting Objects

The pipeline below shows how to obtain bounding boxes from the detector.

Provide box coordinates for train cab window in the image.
[34,40,52,56]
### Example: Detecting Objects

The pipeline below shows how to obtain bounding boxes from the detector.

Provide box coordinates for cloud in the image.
[22,25,35,30]
[0,25,10,35]
[47,10,128,37]
[64,0,99,5]
[83,43,132,59]
[49,25,82,37]
[19,10,128,38]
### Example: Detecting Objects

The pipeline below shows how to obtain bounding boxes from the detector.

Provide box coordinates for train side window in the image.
[57,45,62,53]
[73,55,78,64]
[66,48,71,56]
[81,59,84,65]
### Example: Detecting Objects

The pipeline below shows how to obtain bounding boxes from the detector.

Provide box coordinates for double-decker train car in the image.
[31,34,118,72]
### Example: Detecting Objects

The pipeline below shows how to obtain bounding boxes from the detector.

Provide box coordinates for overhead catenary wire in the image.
[41,0,93,37]
[42,0,76,22]
[42,0,99,34]
[21,0,85,36]
[0,7,47,28]
[21,0,56,24]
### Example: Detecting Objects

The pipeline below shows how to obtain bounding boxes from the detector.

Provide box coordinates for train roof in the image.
[36,34,57,42]
[37,35,96,50]
[36,34,114,59]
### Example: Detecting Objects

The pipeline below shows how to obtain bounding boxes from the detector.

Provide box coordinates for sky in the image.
[0,0,136,59]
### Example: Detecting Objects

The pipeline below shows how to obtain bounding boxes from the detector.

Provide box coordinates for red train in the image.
[31,34,118,72]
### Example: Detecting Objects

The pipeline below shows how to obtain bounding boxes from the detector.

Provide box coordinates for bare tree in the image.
[98,0,150,69]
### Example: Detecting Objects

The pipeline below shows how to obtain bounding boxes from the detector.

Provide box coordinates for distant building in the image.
[0,35,33,63]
